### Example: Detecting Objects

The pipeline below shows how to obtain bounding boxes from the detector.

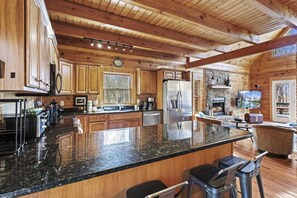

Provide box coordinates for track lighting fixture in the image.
[97,41,103,48]
[85,37,133,52]
[107,42,111,50]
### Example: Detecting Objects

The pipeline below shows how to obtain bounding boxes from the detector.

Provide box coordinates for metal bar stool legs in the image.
[218,151,268,198]
[187,162,244,198]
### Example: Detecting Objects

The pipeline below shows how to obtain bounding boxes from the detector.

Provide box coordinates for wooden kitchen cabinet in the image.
[0,0,52,92]
[88,114,107,132]
[0,0,25,90]
[140,70,157,94]
[163,70,183,80]
[26,0,40,88]
[88,66,100,94]
[89,122,107,132]
[75,65,100,94]
[60,61,74,95]
[76,115,89,133]
[75,65,88,94]
[108,112,142,129]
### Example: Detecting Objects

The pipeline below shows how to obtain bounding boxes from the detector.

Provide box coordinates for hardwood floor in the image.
[233,137,297,198]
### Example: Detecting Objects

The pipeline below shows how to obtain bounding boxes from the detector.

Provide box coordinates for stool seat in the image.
[190,164,228,188]
[219,155,256,174]
[126,180,167,198]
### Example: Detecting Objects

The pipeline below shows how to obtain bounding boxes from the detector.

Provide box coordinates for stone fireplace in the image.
[205,69,231,116]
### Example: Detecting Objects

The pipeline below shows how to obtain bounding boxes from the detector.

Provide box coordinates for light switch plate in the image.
[60,101,64,107]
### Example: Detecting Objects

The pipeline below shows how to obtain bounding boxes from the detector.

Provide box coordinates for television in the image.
[237,90,262,109]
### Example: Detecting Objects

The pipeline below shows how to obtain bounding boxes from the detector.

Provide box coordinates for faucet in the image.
[118,97,123,111]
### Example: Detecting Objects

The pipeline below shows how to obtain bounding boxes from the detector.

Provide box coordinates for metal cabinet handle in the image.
[0,60,4,78]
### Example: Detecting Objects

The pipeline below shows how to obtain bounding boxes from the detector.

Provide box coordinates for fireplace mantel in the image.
[209,85,231,89]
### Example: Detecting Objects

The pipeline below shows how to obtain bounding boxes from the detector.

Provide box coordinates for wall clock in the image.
[113,57,124,67]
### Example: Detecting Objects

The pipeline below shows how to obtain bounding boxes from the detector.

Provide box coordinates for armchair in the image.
[252,124,296,157]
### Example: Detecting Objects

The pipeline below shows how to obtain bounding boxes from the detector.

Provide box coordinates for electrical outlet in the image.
[60,101,64,107]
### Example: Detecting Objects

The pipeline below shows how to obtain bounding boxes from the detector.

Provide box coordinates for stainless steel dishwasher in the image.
[143,111,162,126]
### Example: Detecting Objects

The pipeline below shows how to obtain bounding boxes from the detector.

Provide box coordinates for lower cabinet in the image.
[76,115,89,133]
[108,112,142,129]
[74,112,142,133]
[88,114,107,132]
[89,122,107,132]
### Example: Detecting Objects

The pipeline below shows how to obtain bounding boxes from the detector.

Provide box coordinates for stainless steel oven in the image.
[5,111,48,139]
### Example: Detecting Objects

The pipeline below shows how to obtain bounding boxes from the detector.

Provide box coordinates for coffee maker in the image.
[147,97,155,110]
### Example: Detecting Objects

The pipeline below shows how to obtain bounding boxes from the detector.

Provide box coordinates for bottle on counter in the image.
[87,100,93,112]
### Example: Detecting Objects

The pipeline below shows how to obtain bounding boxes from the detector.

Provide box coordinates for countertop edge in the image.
[5,133,252,197]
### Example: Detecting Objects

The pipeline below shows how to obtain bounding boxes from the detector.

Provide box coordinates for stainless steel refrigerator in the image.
[163,80,192,124]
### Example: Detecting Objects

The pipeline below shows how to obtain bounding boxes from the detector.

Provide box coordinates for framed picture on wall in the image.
[74,95,88,106]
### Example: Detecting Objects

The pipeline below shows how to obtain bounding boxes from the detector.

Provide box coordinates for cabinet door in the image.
[175,71,183,80]
[26,0,40,88]
[39,21,50,91]
[140,71,148,93]
[149,71,157,94]
[0,0,25,90]
[75,65,88,94]
[164,70,175,79]
[88,66,100,94]
[76,115,89,133]
[126,119,141,128]
[89,122,107,132]
[108,120,125,129]
[60,61,74,94]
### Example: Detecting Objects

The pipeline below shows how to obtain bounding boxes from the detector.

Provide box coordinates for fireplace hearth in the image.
[211,98,225,116]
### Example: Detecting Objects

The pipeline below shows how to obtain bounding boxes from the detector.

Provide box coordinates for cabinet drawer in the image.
[108,112,142,120]
[89,122,107,132]
[89,114,107,122]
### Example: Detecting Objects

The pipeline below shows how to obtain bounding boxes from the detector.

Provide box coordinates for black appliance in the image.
[47,99,62,126]
[5,111,48,139]
[50,63,62,95]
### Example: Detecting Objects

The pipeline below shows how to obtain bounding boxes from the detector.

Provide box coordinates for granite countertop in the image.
[59,108,162,117]
[0,120,252,197]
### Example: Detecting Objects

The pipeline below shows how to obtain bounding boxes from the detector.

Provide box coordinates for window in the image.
[103,73,132,104]
[272,28,297,57]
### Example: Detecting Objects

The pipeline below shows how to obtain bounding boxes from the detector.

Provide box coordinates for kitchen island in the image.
[0,120,252,198]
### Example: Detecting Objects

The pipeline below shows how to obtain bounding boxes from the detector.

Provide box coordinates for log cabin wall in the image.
[249,52,296,121]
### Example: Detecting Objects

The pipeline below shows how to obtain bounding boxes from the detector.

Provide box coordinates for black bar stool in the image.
[187,161,244,198]
[218,151,268,198]
[126,180,188,198]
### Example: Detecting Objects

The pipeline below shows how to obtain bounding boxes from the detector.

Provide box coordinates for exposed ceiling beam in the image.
[46,0,228,52]
[124,0,260,44]
[56,35,186,64]
[245,0,297,28]
[52,21,203,57]
[186,34,297,69]
[59,49,183,70]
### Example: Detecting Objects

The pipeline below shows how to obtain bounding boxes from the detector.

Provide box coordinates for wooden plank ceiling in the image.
[45,0,296,70]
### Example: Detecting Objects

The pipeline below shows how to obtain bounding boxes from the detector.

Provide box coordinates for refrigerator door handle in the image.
[180,90,183,112]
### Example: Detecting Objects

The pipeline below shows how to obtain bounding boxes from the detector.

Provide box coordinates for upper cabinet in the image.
[60,61,74,95]
[139,70,157,94]
[0,1,25,90]
[0,0,53,92]
[75,65,100,94]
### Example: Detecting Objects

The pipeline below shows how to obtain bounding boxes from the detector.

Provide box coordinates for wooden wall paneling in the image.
[21,143,233,198]
[250,50,296,121]
[0,0,25,90]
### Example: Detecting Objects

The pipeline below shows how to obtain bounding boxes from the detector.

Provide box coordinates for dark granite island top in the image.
[0,121,252,198]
